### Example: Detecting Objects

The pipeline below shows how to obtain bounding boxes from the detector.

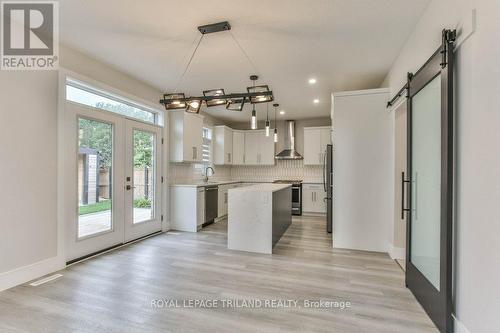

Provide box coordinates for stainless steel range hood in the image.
[275,120,303,160]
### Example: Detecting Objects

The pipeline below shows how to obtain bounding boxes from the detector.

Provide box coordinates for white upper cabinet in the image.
[232,130,245,165]
[214,126,233,165]
[244,131,260,165]
[303,126,331,165]
[169,110,204,163]
[259,132,276,165]
[244,130,275,165]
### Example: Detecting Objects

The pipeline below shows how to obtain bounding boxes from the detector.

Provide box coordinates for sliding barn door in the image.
[404,29,455,333]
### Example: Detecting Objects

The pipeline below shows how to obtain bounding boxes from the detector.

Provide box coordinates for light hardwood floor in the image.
[0,216,437,333]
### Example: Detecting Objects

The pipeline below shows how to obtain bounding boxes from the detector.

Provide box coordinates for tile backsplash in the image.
[230,160,323,182]
[169,160,323,184]
[169,163,232,184]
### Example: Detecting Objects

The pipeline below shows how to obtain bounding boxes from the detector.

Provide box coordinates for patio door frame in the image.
[404,29,456,333]
[64,102,163,263]
[123,120,162,242]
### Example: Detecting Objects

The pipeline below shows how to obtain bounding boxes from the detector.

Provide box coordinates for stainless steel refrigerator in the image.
[323,144,333,233]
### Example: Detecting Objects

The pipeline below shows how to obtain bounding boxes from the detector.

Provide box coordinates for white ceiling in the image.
[59,0,430,122]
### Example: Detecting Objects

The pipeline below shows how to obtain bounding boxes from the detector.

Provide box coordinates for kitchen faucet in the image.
[204,166,215,183]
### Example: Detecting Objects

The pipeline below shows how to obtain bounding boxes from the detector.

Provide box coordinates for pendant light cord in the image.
[230,31,259,75]
[174,33,205,92]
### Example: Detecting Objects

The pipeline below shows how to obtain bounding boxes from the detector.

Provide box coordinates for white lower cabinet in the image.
[302,184,327,214]
[170,186,205,232]
[218,185,229,217]
[197,188,205,228]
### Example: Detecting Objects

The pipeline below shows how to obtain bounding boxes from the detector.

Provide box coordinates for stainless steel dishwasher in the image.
[203,185,218,227]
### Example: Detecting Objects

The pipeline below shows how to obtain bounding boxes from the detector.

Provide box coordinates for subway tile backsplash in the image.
[231,160,323,182]
[169,160,323,184]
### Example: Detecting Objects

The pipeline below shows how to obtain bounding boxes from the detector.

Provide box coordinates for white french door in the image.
[123,120,162,242]
[64,102,162,262]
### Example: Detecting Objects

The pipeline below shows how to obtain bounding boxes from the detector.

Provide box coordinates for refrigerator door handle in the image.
[323,149,328,192]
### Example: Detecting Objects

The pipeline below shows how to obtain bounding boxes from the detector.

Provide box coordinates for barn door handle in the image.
[401,172,410,219]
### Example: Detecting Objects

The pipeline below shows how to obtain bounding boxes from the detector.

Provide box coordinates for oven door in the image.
[291,185,302,216]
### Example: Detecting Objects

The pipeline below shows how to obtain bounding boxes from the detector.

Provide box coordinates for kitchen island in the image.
[228,184,292,254]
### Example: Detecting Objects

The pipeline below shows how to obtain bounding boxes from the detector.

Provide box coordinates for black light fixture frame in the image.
[160,91,273,105]
[198,21,231,34]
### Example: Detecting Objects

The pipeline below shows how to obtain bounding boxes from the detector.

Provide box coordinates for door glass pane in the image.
[78,118,113,238]
[133,130,155,223]
[411,74,441,290]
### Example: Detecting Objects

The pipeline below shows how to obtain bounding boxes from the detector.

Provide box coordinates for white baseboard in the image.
[0,256,65,292]
[388,243,406,260]
[453,314,471,333]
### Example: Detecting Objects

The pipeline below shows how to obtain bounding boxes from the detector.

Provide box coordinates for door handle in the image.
[401,171,410,219]
[126,185,136,190]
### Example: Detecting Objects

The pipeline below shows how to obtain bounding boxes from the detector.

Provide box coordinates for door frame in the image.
[64,102,127,261]
[124,120,163,242]
[405,29,456,333]
[58,69,167,264]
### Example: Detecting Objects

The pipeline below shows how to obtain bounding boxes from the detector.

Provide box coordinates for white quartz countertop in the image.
[170,180,323,188]
[170,181,246,188]
[229,183,291,193]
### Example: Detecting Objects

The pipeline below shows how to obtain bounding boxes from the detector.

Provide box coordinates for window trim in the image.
[65,76,164,126]
[202,126,213,164]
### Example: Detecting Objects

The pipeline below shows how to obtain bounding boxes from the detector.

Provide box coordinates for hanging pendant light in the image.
[250,76,258,129]
[273,103,279,143]
[251,105,257,130]
[265,103,270,136]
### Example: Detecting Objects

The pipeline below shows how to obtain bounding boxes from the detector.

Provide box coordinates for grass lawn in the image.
[79,200,111,215]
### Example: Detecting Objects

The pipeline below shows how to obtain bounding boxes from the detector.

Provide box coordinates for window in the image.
[66,78,163,125]
[202,127,212,163]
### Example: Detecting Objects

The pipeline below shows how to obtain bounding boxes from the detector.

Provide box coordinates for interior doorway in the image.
[392,101,407,270]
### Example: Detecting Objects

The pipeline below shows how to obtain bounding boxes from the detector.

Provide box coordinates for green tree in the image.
[133,130,153,168]
[79,118,112,169]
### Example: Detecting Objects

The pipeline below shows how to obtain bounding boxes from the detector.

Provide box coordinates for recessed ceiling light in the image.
[308,78,317,84]
[280,110,285,115]
[313,99,320,104]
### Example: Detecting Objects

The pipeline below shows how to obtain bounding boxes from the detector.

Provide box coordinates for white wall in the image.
[0,71,59,274]
[382,0,500,331]
[0,44,162,290]
[332,89,392,253]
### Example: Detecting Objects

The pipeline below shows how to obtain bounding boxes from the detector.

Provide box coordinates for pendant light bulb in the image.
[273,103,279,143]
[265,103,270,136]
[251,108,257,130]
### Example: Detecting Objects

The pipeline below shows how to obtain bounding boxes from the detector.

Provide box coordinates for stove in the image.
[273,180,302,215]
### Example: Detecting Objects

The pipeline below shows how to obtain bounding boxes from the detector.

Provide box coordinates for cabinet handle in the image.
[312,192,314,202]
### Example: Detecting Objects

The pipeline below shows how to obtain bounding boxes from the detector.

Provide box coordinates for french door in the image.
[404,30,455,333]
[64,102,162,262]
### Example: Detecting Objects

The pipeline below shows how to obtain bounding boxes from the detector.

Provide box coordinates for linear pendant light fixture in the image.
[273,103,279,143]
[265,103,270,136]
[159,21,274,114]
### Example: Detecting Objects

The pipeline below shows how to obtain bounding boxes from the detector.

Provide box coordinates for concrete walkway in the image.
[78,208,152,237]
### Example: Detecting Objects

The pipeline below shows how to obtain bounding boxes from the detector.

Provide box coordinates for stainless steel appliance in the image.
[273,180,302,215]
[323,144,333,233]
[275,120,303,160]
[204,185,218,227]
